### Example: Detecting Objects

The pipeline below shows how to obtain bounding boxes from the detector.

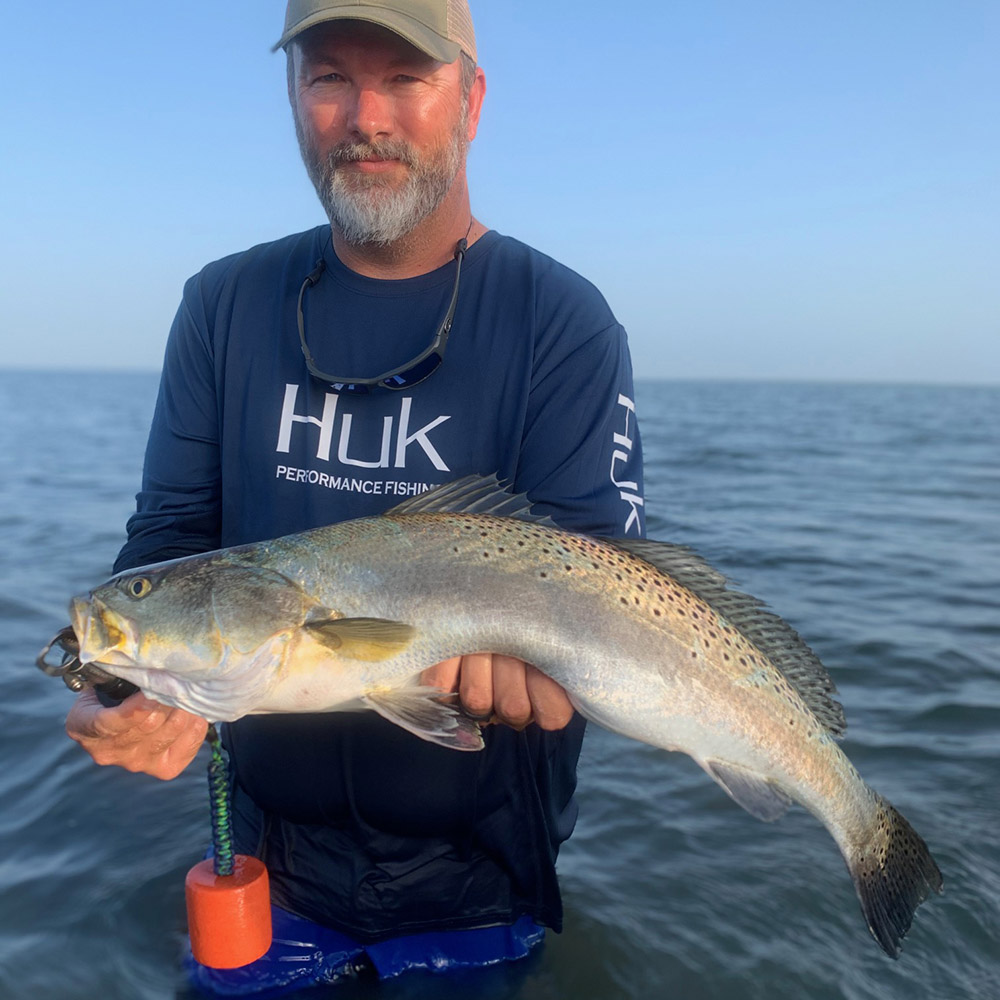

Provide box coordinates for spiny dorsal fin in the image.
[606,537,847,738]
[384,474,557,526]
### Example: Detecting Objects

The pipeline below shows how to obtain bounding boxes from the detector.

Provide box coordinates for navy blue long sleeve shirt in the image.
[118,227,644,940]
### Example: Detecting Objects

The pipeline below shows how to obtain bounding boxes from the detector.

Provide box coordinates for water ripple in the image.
[1,375,997,999]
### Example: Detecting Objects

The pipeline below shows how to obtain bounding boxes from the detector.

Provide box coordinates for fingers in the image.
[144,710,210,780]
[457,653,494,719]
[422,654,575,732]
[524,664,575,730]
[420,656,461,694]
[68,690,166,739]
[491,654,532,728]
[66,689,209,780]
[421,654,495,718]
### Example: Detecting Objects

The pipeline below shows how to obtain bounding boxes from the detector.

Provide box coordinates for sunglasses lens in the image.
[327,382,373,395]
[379,352,443,390]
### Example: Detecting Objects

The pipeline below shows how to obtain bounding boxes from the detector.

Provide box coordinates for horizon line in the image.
[0,367,996,391]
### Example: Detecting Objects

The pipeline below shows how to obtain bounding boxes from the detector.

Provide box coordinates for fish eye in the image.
[124,576,153,599]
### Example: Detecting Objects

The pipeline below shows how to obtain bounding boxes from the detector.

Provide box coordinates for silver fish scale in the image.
[384,513,847,739]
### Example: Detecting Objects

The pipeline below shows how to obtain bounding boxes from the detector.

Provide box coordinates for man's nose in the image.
[347,86,394,141]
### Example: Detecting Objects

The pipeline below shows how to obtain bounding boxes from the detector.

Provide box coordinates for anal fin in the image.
[363,686,485,751]
[703,759,792,822]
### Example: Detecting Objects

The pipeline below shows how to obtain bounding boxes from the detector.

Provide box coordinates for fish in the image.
[62,475,942,957]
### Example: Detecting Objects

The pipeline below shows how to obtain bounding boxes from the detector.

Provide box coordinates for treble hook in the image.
[36,626,83,680]
[36,625,139,701]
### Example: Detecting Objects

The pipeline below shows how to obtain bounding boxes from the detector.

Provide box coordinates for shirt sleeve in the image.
[516,320,645,539]
[114,273,223,573]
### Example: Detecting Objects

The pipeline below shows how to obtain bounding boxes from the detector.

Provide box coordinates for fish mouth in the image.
[70,595,137,668]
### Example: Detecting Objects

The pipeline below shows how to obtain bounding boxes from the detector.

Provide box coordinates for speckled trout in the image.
[64,476,941,957]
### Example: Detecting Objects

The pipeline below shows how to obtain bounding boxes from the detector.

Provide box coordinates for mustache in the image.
[328,139,419,169]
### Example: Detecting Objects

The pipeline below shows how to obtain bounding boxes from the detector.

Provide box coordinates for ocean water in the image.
[0,372,997,999]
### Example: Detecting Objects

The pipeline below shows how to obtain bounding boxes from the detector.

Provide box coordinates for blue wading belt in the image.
[185,906,545,995]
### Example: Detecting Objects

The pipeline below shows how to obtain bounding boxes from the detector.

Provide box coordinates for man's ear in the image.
[466,67,486,142]
[286,47,298,110]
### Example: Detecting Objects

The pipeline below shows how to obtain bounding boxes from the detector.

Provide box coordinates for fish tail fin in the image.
[845,794,943,958]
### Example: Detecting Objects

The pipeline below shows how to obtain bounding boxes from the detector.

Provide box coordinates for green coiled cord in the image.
[206,724,235,877]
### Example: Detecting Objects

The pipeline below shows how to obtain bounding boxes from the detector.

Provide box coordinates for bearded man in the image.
[66,1,644,993]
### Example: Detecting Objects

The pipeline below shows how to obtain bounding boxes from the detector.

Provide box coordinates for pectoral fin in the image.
[703,759,792,822]
[305,617,416,661]
[363,687,485,751]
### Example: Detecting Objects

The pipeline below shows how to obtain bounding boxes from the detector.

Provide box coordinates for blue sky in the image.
[2,0,997,383]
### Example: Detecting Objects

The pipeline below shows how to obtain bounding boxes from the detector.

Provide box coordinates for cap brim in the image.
[272,10,461,62]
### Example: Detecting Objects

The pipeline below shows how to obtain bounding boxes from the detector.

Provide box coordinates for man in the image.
[67,0,644,992]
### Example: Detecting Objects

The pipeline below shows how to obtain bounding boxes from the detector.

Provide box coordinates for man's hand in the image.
[65,689,208,780]
[421,654,574,731]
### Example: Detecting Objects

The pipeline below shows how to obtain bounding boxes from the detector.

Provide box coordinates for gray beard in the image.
[297,115,467,247]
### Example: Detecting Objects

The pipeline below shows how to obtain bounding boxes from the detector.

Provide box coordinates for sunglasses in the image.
[296,238,467,395]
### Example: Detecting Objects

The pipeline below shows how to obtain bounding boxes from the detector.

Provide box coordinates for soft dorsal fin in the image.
[606,537,847,738]
[385,474,557,526]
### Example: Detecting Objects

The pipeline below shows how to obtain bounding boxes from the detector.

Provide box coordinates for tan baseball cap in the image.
[273,0,477,63]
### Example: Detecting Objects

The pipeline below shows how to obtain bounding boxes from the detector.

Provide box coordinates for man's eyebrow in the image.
[299,47,437,73]
[298,49,340,68]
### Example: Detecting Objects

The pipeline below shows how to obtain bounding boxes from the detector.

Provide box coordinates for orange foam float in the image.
[185,854,272,969]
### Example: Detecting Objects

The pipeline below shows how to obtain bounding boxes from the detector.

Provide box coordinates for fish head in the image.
[69,553,317,717]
